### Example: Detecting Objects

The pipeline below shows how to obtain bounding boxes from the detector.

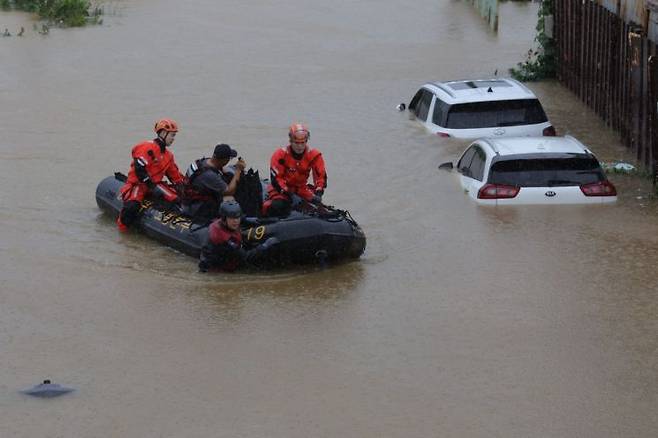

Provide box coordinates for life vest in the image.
[209,220,242,246]
[269,145,327,198]
[206,220,243,271]
[125,140,183,185]
[182,158,222,202]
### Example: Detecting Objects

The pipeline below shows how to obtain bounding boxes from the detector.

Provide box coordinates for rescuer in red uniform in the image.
[263,123,327,217]
[117,118,184,232]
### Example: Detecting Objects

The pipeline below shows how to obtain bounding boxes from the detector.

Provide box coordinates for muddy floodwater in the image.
[1,1,657,437]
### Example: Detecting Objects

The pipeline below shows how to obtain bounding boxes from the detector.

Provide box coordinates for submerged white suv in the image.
[404,78,555,139]
[443,136,617,205]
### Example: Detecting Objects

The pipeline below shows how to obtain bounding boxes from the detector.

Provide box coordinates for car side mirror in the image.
[438,162,453,171]
[396,103,406,111]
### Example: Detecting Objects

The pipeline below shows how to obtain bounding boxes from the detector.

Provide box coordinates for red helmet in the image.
[288,123,310,143]
[154,118,179,134]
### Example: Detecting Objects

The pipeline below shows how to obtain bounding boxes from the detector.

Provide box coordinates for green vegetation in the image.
[1,0,102,27]
[510,0,556,81]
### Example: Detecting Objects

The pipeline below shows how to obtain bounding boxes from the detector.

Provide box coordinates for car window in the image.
[431,98,449,126]
[415,90,432,121]
[468,146,486,181]
[445,99,548,129]
[457,146,477,176]
[408,89,423,112]
[488,155,605,187]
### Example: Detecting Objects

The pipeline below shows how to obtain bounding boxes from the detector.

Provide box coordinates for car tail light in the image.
[542,126,556,136]
[437,132,450,137]
[580,180,617,196]
[477,184,520,199]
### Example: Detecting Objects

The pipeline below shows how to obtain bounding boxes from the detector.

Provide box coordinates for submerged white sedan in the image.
[440,136,617,205]
[404,78,556,139]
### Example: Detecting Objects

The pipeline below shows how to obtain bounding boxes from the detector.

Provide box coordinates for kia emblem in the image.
[493,128,505,136]
[545,191,556,197]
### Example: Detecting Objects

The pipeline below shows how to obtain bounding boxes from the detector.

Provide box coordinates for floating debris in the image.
[21,380,75,398]
[612,162,636,172]
[601,161,636,173]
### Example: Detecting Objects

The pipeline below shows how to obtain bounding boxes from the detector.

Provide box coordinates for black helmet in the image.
[219,200,242,219]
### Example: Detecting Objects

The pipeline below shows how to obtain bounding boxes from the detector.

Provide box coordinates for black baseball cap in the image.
[213,143,237,159]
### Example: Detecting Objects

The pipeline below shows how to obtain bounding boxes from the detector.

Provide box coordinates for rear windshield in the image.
[488,156,605,187]
[445,99,548,129]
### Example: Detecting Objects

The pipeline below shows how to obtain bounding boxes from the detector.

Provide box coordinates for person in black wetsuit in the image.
[198,201,277,272]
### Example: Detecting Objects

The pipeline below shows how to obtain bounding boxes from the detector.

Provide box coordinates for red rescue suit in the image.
[265,145,327,204]
[119,139,184,203]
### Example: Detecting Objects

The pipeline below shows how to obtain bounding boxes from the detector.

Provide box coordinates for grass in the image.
[1,0,103,27]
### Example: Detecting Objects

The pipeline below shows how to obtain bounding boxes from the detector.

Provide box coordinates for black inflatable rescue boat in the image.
[95,173,366,266]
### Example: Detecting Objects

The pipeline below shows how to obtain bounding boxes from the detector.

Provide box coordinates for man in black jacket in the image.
[182,143,246,222]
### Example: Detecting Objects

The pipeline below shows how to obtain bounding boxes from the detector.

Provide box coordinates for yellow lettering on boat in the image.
[246,225,266,241]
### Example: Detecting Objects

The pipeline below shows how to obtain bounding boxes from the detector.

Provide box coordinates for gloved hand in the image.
[311,189,324,204]
[290,194,303,208]
[245,237,279,264]
[259,237,279,251]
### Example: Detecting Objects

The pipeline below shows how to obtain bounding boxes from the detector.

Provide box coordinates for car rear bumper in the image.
[474,186,617,205]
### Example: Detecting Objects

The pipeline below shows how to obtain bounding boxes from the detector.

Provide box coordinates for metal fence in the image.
[555,0,658,175]
[472,0,499,31]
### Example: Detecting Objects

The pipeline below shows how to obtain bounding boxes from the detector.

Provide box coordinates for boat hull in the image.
[95,175,366,265]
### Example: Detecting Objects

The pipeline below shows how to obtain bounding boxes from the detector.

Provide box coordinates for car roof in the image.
[477,136,593,157]
[423,78,537,104]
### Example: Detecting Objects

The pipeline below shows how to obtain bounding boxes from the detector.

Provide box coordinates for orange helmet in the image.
[288,123,310,143]
[154,118,179,134]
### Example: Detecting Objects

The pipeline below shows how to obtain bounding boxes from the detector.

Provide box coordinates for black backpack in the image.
[234,168,263,217]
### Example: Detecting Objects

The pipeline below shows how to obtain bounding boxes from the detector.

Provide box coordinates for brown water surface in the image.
[1,1,657,437]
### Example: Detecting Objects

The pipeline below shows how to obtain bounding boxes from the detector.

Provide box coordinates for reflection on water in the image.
[1,0,658,437]
[188,262,366,326]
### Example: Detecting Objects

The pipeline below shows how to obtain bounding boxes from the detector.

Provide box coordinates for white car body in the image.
[407,78,554,139]
[454,136,617,205]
